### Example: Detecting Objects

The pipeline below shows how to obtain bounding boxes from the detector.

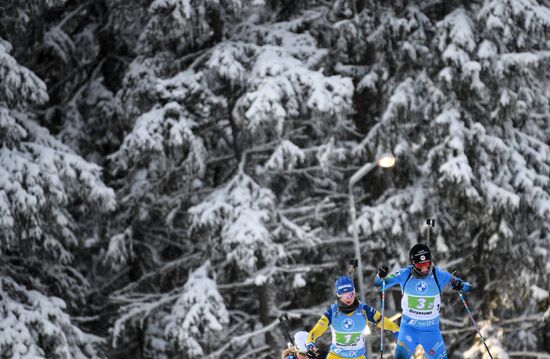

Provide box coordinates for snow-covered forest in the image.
[1,0,549,358]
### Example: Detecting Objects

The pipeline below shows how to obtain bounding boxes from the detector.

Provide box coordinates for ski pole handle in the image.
[380,279,385,359]
[349,259,358,275]
[425,218,435,248]
[457,293,494,359]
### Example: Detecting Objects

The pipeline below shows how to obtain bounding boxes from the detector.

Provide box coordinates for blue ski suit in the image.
[374,266,471,359]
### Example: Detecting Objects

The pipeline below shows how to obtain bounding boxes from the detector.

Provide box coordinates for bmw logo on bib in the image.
[343,318,354,329]
[416,281,428,293]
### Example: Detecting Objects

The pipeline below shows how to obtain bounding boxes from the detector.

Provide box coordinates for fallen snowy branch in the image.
[207,319,279,359]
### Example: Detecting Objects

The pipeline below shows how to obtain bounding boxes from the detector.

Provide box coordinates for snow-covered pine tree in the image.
[111,262,228,358]
[0,0,149,162]
[165,262,229,356]
[103,1,254,356]
[106,2,363,356]
[0,35,115,357]
[350,1,550,355]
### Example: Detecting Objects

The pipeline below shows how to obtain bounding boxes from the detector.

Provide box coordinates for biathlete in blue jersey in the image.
[306,276,399,359]
[374,244,472,359]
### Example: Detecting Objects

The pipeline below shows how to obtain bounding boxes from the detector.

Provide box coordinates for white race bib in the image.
[401,293,441,320]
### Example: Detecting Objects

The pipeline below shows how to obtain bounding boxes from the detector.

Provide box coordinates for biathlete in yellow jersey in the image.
[305,276,399,359]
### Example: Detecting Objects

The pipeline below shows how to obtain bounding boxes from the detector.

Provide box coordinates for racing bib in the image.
[334,332,362,346]
[401,293,441,320]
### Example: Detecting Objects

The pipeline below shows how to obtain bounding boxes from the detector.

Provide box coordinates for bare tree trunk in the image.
[543,322,550,354]
[258,283,276,352]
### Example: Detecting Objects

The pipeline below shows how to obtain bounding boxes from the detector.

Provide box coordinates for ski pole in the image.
[380,278,385,359]
[457,292,494,359]
[278,314,295,347]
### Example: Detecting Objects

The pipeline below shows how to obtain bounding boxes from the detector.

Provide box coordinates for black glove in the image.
[306,347,317,359]
[306,350,316,359]
[450,277,463,291]
[377,265,389,279]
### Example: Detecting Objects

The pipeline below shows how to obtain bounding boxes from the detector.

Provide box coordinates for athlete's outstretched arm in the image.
[373,267,408,290]
[361,303,400,335]
[307,307,332,345]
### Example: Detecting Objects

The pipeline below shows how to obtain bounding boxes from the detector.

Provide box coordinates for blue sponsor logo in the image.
[343,318,354,329]
[416,281,428,293]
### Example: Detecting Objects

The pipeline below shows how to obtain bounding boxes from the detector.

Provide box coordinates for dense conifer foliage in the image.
[0,1,548,358]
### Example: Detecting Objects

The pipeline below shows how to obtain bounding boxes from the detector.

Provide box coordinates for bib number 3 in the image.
[408,296,435,310]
